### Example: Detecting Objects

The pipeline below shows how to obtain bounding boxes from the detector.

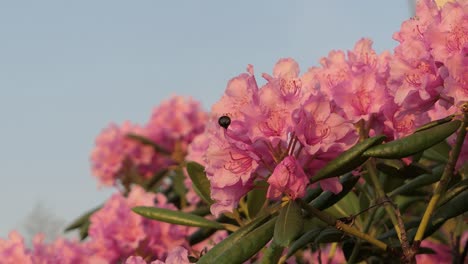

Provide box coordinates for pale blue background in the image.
[0,1,411,238]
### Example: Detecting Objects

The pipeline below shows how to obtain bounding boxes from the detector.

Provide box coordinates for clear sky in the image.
[0,1,411,238]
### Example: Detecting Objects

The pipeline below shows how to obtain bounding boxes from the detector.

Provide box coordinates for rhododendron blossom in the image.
[146,96,208,157]
[126,246,190,264]
[267,156,308,200]
[0,232,32,264]
[91,121,158,187]
[87,185,190,262]
[3,1,467,263]
[91,96,207,188]
[204,61,359,216]
[0,231,103,264]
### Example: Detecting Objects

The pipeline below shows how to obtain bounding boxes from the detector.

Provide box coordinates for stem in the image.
[365,158,404,242]
[356,119,409,246]
[414,109,468,243]
[348,205,377,263]
[357,119,410,258]
[393,202,414,263]
[298,199,388,251]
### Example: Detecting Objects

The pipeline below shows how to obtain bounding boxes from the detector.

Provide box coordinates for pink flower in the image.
[383,108,431,139]
[267,156,308,200]
[31,234,101,264]
[426,0,468,107]
[87,185,190,262]
[425,1,468,64]
[0,231,101,264]
[146,96,208,154]
[211,67,259,120]
[416,239,452,263]
[204,121,260,216]
[125,256,150,264]
[302,39,392,125]
[205,60,360,214]
[91,96,207,188]
[293,93,357,155]
[302,146,348,194]
[393,0,440,44]
[0,231,32,264]
[90,121,158,187]
[126,246,190,264]
[442,52,468,106]
[387,39,443,111]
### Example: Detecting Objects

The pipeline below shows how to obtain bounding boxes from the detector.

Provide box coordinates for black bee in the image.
[218,115,231,129]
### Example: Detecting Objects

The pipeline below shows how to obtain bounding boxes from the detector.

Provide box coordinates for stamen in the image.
[286,132,296,155]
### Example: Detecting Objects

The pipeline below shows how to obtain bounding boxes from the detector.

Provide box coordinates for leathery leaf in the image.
[273,200,304,247]
[311,135,386,183]
[363,120,461,159]
[132,206,224,229]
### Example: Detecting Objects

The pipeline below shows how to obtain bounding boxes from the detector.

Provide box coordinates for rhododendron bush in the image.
[1,0,467,263]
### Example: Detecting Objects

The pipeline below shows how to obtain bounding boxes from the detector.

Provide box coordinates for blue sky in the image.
[0,1,411,238]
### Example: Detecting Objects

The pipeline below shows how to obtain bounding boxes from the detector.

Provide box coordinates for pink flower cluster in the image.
[0,231,102,264]
[125,246,189,264]
[0,186,193,263]
[202,59,359,216]
[90,96,208,187]
[199,0,467,216]
[1,0,466,263]
[86,185,191,262]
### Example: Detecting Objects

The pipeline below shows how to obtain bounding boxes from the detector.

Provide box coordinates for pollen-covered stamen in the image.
[279,78,301,99]
[289,136,298,157]
[446,25,466,53]
[405,73,422,87]
[286,132,296,156]
[416,23,424,38]
[223,151,252,174]
[261,140,282,165]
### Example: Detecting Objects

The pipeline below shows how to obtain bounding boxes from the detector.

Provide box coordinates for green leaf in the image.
[331,191,360,223]
[188,227,218,246]
[422,141,451,163]
[398,163,432,179]
[186,161,214,205]
[385,190,468,242]
[414,115,454,132]
[431,187,468,229]
[247,181,268,219]
[388,165,444,198]
[274,200,304,247]
[363,120,461,159]
[188,206,211,216]
[438,179,468,207]
[79,220,91,240]
[311,135,386,183]
[260,240,284,264]
[64,205,102,233]
[132,206,224,229]
[126,133,170,155]
[211,218,276,264]
[286,228,322,258]
[303,186,323,203]
[411,189,468,242]
[143,169,168,191]
[314,227,344,243]
[173,169,187,206]
[310,173,360,210]
[197,213,273,264]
